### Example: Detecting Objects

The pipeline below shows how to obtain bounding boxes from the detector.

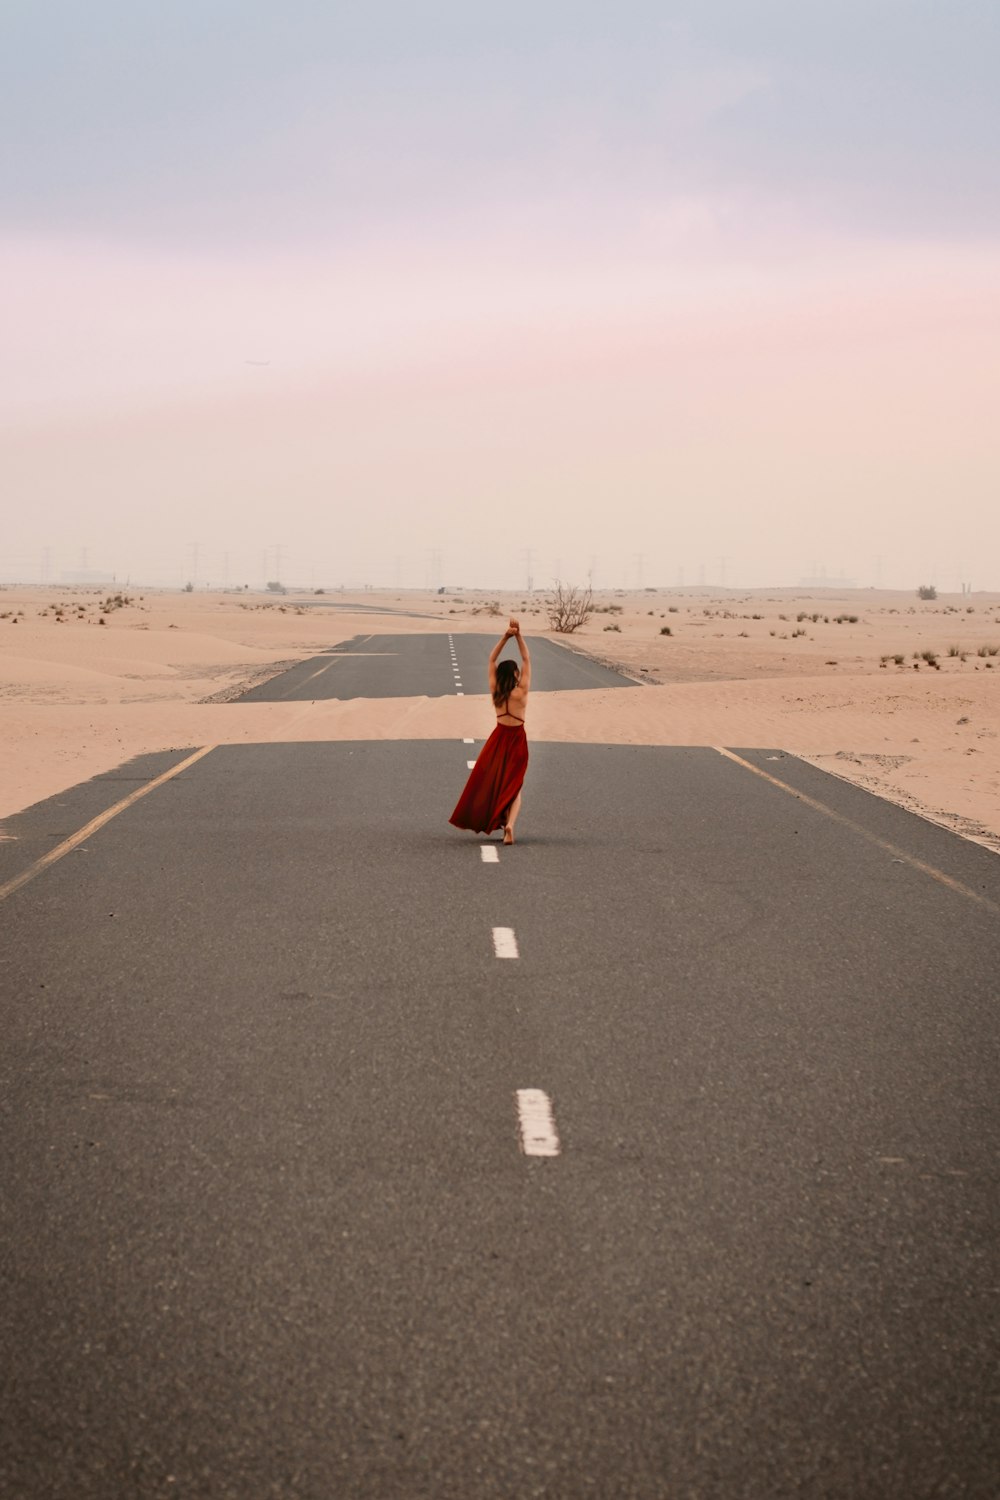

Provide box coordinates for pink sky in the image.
[3,217,997,590]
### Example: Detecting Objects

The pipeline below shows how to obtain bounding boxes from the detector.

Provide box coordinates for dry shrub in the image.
[547,580,593,633]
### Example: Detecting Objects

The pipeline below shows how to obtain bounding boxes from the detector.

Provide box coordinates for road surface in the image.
[2,640,998,1497]
[234,632,639,701]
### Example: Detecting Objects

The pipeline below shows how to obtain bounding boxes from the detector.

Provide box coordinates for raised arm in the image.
[509,617,531,690]
[488,626,514,696]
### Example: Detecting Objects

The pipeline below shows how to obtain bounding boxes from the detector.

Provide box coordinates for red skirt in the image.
[449,723,528,834]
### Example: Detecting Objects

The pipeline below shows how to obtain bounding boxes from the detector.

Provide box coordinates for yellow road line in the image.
[0,745,217,905]
[715,747,1000,917]
[282,657,342,696]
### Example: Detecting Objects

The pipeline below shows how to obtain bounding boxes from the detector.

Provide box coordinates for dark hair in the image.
[493,658,520,706]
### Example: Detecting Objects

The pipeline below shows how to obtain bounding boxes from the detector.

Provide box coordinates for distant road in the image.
[295,599,442,619]
[234,631,639,702]
[1,717,998,1492]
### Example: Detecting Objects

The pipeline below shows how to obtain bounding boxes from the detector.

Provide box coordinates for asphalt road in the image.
[2,733,999,1496]
[234,632,638,701]
[296,600,443,620]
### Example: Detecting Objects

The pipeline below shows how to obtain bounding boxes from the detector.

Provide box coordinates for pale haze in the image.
[3,1,998,591]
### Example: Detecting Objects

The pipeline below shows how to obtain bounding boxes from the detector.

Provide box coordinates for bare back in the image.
[495,683,528,726]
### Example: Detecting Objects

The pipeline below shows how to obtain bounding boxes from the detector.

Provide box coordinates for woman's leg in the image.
[504,791,522,843]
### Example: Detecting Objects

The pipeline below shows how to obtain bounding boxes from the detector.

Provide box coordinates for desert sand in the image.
[1,583,998,852]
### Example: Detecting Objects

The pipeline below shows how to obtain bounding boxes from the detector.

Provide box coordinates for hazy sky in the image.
[3,1,998,590]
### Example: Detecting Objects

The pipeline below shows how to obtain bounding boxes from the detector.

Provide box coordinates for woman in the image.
[449,617,531,845]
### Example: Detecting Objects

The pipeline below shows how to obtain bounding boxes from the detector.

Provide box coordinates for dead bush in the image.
[547,580,593,633]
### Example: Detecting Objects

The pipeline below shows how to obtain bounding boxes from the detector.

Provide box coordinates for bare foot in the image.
[503,827,514,845]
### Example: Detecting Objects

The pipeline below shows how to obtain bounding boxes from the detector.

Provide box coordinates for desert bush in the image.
[947,644,961,656]
[977,643,1000,656]
[660,626,672,635]
[604,623,621,632]
[183,581,194,592]
[547,581,594,633]
[917,584,937,600]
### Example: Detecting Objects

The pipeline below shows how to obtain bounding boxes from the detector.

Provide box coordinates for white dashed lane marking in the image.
[463,738,474,744]
[492,926,518,958]
[516,1090,560,1157]
[480,845,499,863]
[467,759,476,769]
